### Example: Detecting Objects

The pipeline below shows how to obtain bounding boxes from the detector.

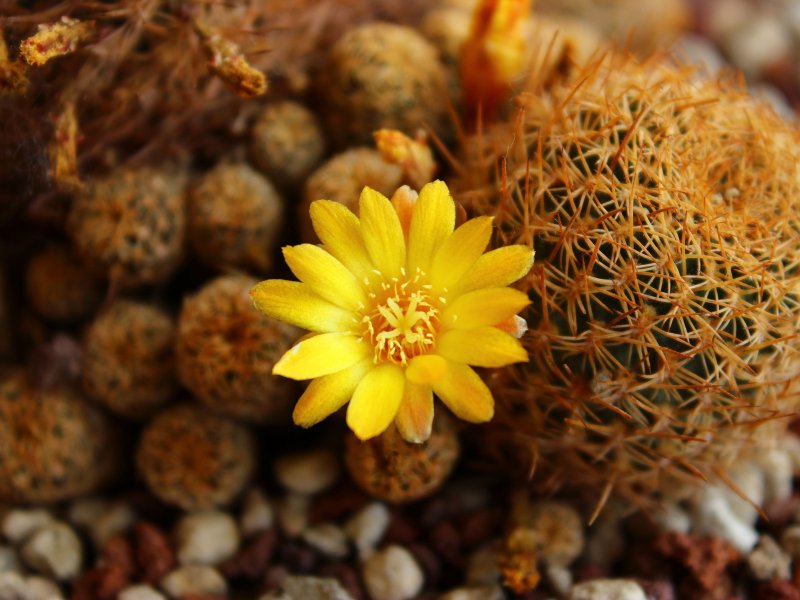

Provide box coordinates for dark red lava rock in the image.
[754,580,800,600]
[133,521,176,584]
[220,528,278,579]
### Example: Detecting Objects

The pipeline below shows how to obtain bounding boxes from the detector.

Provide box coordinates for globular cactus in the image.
[463,54,800,502]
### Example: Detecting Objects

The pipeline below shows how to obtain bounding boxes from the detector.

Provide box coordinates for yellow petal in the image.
[274,333,369,380]
[454,245,535,294]
[442,287,531,329]
[293,359,372,427]
[309,200,373,279]
[395,382,434,443]
[251,280,355,333]
[430,216,493,292]
[359,187,406,277]
[406,354,447,385]
[407,180,455,272]
[432,360,494,423]
[347,363,405,440]
[283,244,366,310]
[437,327,528,367]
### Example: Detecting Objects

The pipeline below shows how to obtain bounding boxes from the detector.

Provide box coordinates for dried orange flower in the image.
[49,101,81,190]
[195,19,267,98]
[20,17,95,67]
[251,181,534,442]
[374,129,437,190]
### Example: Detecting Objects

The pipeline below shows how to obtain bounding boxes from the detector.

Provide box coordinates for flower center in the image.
[359,268,443,366]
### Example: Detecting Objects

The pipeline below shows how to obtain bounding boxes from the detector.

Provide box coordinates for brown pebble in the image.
[263,564,289,590]
[652,531,741,593]
[133,521,176,584]
[181,596,228,600]
[407,542,441,587]
[278,542,317,573]
[385,513,421,546]
[96,536,137,600]
[429,520,463,567]
[459,509,503,549]
[70,568,101,600]
[754,580,800,600]
[309,482,369,523]
[220,529,278,580]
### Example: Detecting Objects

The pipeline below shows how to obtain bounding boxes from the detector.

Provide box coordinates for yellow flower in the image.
[251,181,534,443]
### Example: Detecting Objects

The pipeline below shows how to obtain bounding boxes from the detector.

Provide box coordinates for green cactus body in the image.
[467,54,800,499]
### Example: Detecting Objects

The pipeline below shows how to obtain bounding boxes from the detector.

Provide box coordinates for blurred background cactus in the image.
[460,52,800,505]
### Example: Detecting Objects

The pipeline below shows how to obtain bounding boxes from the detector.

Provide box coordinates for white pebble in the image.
[344,502,390,559]
[119,584,167,600]
[691,486,758,552]
[439,585,505,600]
[569,579,647,600]
[0,571,29,599]
[545,564,573,597]
[302,523,349,559]
[275,449,340,495]
[259,575,356,600]
[465,544,502,585]
[160,565,227,598]
[748,535,791,581]
[2,509,54,543]
[757,449,794,505]
[652,503,691,534]
[780,433,800,474]
[780,524,800,558]
[363,545,424,600]
[26,576,64,600]
[175,510,240,566]
[725,462,765,525]
[69,498,135,550]
[675,34,725,75]
[21,522,82,581]
[722,16,792,76]
[277,493,310,538]
[240,488,274,537]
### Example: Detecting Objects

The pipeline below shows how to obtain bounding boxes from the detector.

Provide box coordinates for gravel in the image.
[20,521,82,581]
[175,510,240,566]
[2,509,54,543]
[160,565,227,598]
[240,488,275,537]
[344,502,390,559]
[362,545,424,600]
[275,449,341,495]
[569,578,648,600]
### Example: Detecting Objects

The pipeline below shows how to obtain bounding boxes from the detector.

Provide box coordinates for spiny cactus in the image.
[462,53,800,503]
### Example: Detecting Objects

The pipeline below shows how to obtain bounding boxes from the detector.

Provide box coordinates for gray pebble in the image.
[780,524,800,558]
[277,493,310,538]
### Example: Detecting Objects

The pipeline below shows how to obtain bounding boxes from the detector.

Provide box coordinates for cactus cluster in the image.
[465,54,800,501]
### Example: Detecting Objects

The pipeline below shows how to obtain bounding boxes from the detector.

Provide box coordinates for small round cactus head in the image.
[462,53,800,503]
[249,101,326,189]
[81,300,177,420]
[0,370,123,503]
[318,22,451,148]
[300,147,402,242]
[176,274,297,424]
[344,413,460,503]
[66,167,187,290]
[136,403,256,511]
[187,162,284,274]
